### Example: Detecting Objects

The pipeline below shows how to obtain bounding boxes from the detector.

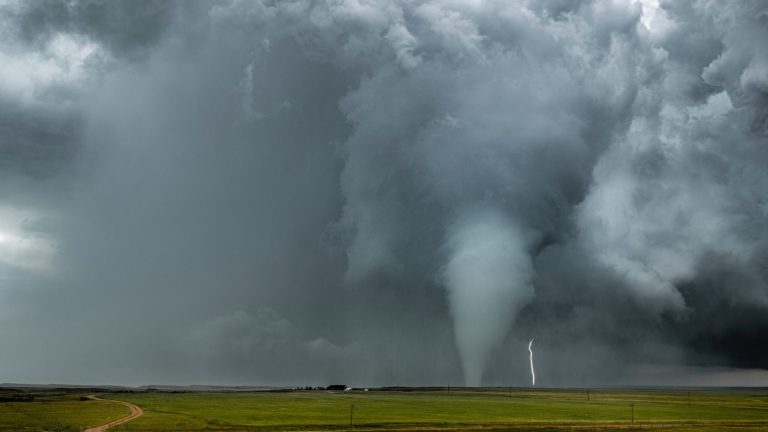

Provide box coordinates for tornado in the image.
[443,209,534,387]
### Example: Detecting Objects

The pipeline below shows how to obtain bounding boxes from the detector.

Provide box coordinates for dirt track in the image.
[83,395,144,432]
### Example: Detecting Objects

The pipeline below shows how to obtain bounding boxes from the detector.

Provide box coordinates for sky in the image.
[0,0,767,388]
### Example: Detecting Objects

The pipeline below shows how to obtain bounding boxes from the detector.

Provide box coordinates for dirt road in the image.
[83,395,144,432]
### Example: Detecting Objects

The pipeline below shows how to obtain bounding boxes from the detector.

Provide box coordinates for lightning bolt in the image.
[528,337,536,387]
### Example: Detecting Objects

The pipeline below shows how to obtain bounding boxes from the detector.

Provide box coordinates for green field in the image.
[2,388,768,431]
[0,392,129,431]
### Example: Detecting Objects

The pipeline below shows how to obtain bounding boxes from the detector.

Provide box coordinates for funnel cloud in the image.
[444,210,533,386]
[1,0,768,387]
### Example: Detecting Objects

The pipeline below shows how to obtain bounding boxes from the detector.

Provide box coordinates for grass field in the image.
[0,392,129,431]
[2,388,768,431]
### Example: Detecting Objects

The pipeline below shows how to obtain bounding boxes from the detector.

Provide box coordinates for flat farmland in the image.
[0,392,129,431]
[2,388,768,431]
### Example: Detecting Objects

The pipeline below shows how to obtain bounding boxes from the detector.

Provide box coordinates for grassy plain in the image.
[0,392,129,431]
[2,388,768,431]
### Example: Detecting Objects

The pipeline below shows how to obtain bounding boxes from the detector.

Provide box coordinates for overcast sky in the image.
[1,0,767,387]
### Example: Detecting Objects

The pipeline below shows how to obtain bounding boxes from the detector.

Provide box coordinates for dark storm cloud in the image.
[0,104,80,178]
[0,0,179,180]
[5,0,177,57]
[0,0,767,387]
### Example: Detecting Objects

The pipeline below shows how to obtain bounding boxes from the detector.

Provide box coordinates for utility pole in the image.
[587,389,590,401]
[349,403,354,430]
[688,391,691,407]
[631,402,634,425]
[509,386,512,399]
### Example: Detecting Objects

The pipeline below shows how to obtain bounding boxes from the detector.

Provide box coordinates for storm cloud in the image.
[0,0,767,387]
